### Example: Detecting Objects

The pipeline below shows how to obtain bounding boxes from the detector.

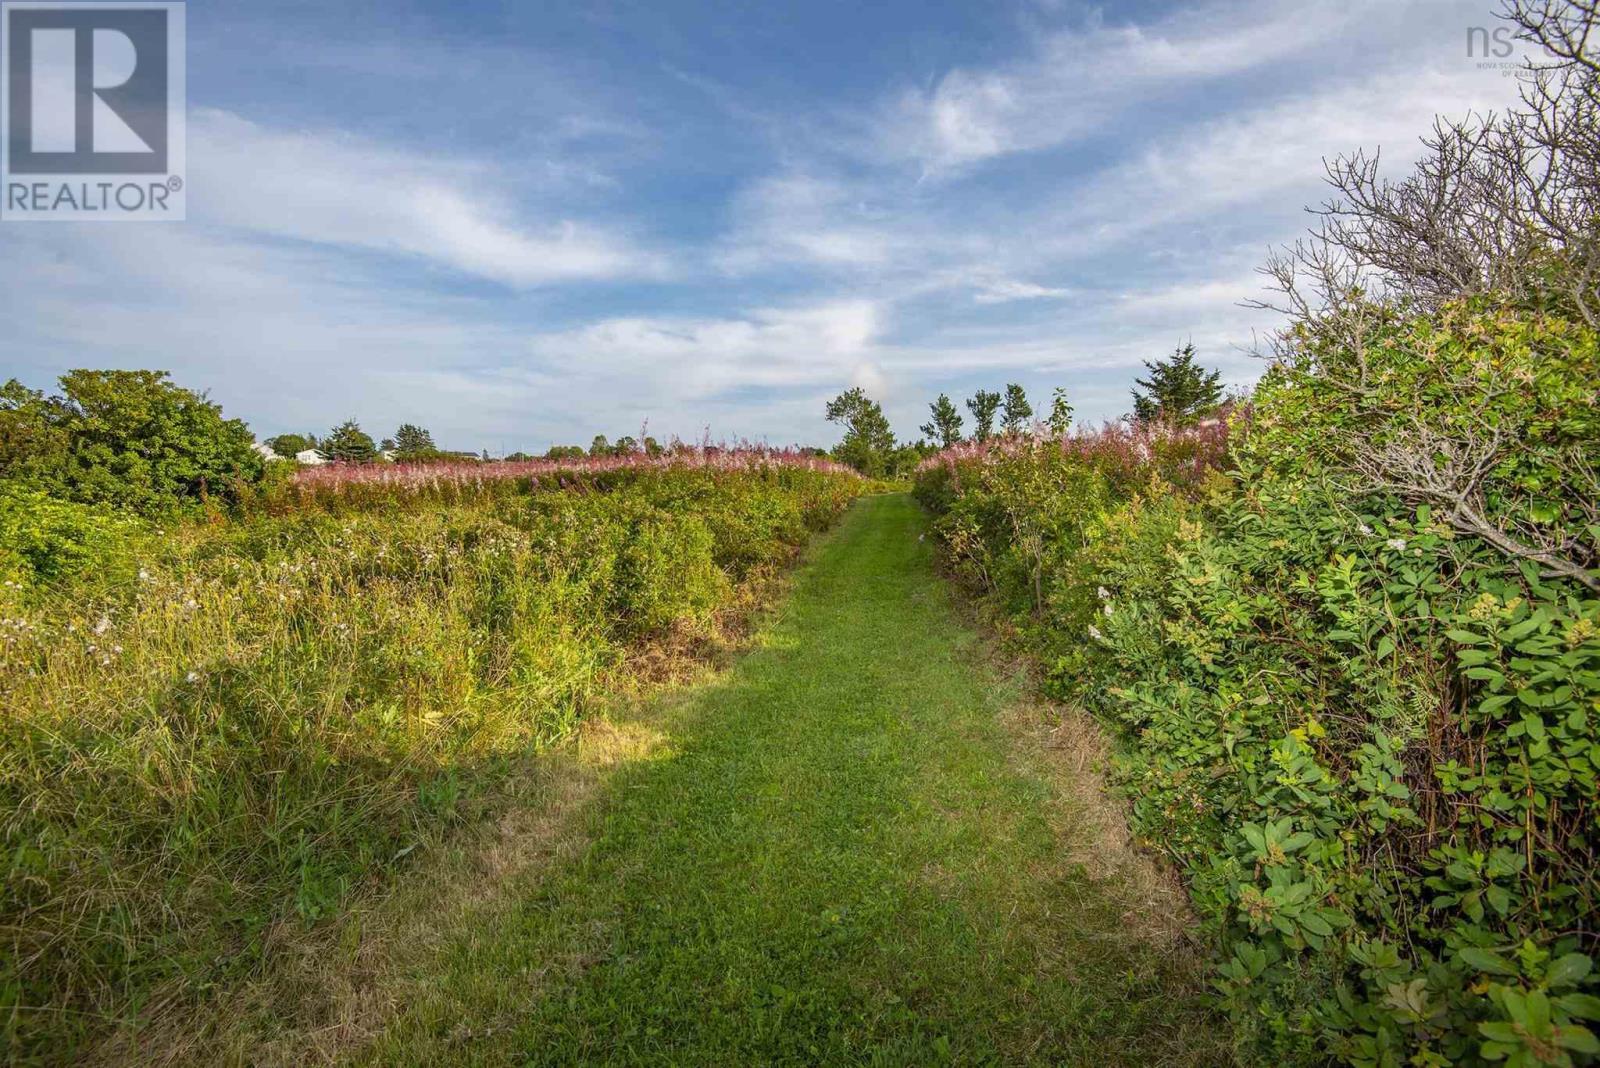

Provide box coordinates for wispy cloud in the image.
[193,110,665,287]
[876,0,1372,173]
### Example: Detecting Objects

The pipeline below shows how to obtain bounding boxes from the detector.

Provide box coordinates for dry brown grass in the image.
[997,697,1198,945]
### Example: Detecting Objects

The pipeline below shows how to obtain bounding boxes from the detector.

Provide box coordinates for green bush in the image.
[0,483,138,589]
[914,303,1599,1065]
[2,370,262,514]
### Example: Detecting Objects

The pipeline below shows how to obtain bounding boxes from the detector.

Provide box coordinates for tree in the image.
[1001,383,1033,435]
[265,433,315,458]
[919,394,964,448]
[22,370,263,512]
[825,387,897,476]
[1047,387,1075,436]
[324,420,379,463]
[1251,1,1599,331]
[589,435,611,457]
[966,390,1001,442]
[1130,345,1223,425]
[0,379,69,484]
[392,423,436,459]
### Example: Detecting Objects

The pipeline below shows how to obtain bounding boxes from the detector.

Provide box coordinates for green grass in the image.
[356,494,1228,1066]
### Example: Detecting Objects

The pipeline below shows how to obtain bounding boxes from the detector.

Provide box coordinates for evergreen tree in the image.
[965,389,1001,443]
[392,423,436,458]
[825,387,897,476]
[1130,344,1223,425]
[1001,383,1033,435]
[324,420,379,463]
[918,393,964,448]
[1047,387,1075,436]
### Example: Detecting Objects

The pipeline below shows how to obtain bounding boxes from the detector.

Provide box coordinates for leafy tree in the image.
[12,370,263,512]
[919,393,964,448]
[1130,344,1223,425]
[1001,383,1033,435]
[825,387,897,476]
[1047,387,1075,436]
[546,445,586,460]
[590,435,611,457]
[643,436,664,457]
[265,433,315,458]
[965,390,1001,442]
[324,420,379,464]
[392,423,436,459]
[0,379,69,484]
[612,436,638,455]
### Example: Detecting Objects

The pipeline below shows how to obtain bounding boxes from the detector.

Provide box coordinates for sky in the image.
[0,0,1535,453]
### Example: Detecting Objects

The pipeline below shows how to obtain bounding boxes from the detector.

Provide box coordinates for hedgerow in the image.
[0,458,863,1060]
[914,303,1599,1065]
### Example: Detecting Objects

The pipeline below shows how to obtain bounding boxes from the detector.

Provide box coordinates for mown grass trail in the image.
[356,493,1227,1065]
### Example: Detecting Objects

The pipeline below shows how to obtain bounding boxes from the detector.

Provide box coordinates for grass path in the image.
[351,493,1227,1065]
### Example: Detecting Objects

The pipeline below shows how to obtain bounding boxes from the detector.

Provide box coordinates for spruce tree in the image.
[1001,383,1033,435]
[1130,345,1223,425]
[965,390,1000,442]
[919,393,964,448]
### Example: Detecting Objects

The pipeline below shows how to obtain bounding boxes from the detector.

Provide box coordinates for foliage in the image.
[0,460,864,1059]
[0,484,137,589]
[1001,383,1033,435]
[914,303,1600,1066]
[265,432,316,459]
[1131,344,1224,425]
[966,389,1001,442]
[0,379,70,484]
[1047,387,1075,436]
[324,419,379,463]
[920,393,965,448]
[392,423,437,459]
[2,371,262,513]
[825,387,897,477]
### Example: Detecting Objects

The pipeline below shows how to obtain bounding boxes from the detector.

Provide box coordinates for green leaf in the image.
[1557,993,1600,1021]
[1548,954,1593,989]
[1460,947,1519,976]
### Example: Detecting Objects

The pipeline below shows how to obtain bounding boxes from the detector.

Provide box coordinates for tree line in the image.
[824,343,1226,478]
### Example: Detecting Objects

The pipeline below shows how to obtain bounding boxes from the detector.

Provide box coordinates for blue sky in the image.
[1,0,1532,452]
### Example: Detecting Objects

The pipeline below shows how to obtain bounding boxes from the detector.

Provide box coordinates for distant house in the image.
[295,448,328,466]
[251,442,279,461]
[379,449,397,463]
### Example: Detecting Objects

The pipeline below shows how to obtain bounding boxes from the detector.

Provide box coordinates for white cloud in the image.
[879,0,1373,172]
[192,109,663,287]
[972,278,1074,304]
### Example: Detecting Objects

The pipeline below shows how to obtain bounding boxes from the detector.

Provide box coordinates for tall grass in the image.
[0,457,862,1060]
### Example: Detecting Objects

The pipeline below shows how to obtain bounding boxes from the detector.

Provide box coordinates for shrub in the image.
[914,303,1599,1065]
[0,483,138,589]
[1,370,262,513]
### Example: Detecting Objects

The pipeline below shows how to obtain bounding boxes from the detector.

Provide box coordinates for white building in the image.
[295,448,328,466]
[251,442,280,461]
